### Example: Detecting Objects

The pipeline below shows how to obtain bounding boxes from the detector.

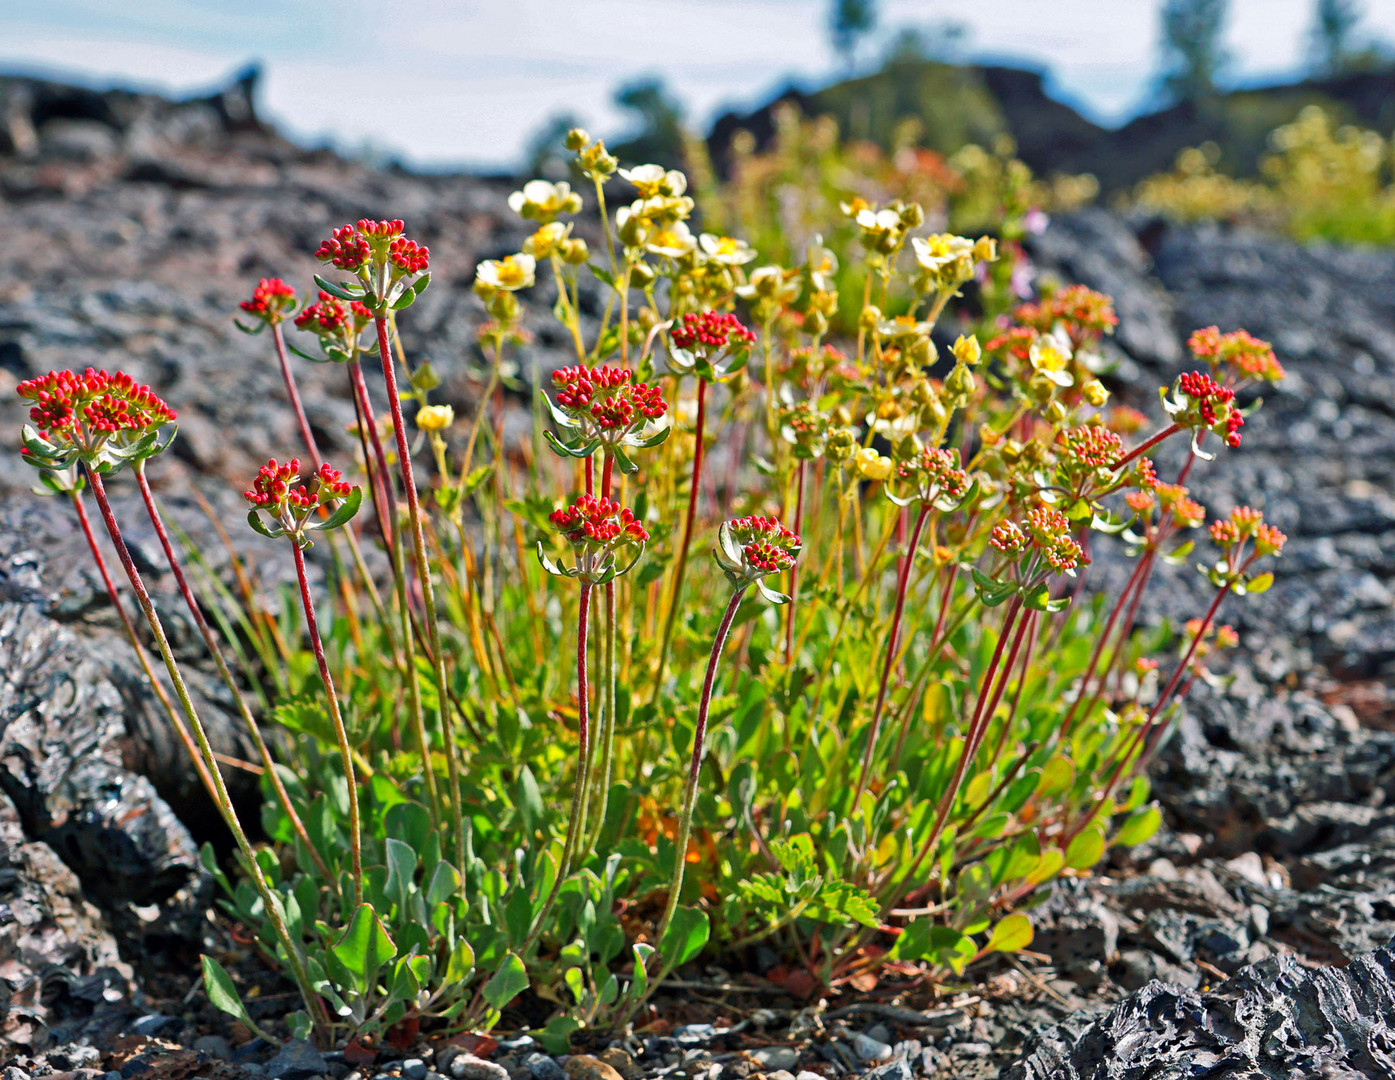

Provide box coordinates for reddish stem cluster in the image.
[18,368,176,445]
[896,446,969,500]
[244,458,350,511]
[294,291,373,337]
[1056,424,1124,469]
[671,311,756,354]
[315,219,430,276]
[1177,370,1244,447]
[550,494,649,548]
[240,277,297,324]
[552,364,668,432]
[1012,284,1118,345]
[1188,326,1284,383]
[989,504,1086,573]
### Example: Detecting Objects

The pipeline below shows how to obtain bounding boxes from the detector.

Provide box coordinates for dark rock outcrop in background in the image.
[1,67,1394,1072]
[709,61,1395,193]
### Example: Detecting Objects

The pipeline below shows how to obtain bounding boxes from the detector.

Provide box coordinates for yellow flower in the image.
[699,233,757,266]
[952,334,982,366]
[523,222,572,259]
[1029,330,1075,387]
[475,253,536,292]
[911,233,974,275]
[619,164,687,199]
[856,447,893,481]
[507,180,582,223]
[646,221,696,258]
[416,404,455,432]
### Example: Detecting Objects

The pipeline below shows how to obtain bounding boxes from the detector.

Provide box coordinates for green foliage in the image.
[1158,0,1232,104]
[59,122,1280,1050]
[1132,105,1395,244]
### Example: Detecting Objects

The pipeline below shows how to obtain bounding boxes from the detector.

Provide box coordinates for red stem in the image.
[1113,423,1181,471]
[272,322,322,469]
[1059,553,1151,738]
[783,458,805,667]
[852,505,931,808]
[290,539,363,904]
[653,377,707,695]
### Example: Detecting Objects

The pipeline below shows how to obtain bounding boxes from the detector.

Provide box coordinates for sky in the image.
[2,0,1392,170]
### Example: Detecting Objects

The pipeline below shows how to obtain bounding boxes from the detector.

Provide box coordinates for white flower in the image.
[475,253,537,292]
[619,164,687,198]
[646,220,696,258]
[699,233,757,265]
[911,233,974,274]
[507,180,582,222]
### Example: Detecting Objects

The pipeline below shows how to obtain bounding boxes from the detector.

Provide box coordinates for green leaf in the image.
[1065,827,1106,871]
[313,274,363,301]
[316,486,363,531]
[481,951,529,1010]
[332,903,397,992]
[984,913,1033,954]
[391,287,417,311]
[384,838,417,914]
[659,907,709,969]
[201,956,274,1042]
[1114,805,1162,847]
[1247,571,1274,594]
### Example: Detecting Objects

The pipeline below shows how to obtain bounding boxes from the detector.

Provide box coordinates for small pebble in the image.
[955,1043,992,1057]
[596,1049,640,1080]
[766,1072,795,1080]
[850,1033,893,1063]
[452,1054,511,1080]
[194,1035,234,1060]
[401,1064,428,1080]
[673,1024,718,1045]
[266,1039,330,1080]
[749,1047,798,1072]
[797,1072,825,1080]
[864,1060,912,1080]
[865,1025,891,1046]
[130,1013,180,1038]
[523,1053,566,1080]
[562,1056,625,1080]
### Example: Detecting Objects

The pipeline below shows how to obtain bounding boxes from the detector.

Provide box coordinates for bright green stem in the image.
[653,377,707,698]
[374,315,463,871]
[132,463,333,886]
[85,468,325,1033]
[290,540,363,906]
[656,586,745,948]
[851,505,930,809]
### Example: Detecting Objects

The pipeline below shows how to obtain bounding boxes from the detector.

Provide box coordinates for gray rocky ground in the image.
[1,72,1393,1078]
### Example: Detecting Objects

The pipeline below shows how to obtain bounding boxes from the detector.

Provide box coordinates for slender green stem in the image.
[374,315,463,870]
[290,540,363,905]
[85,468,324,1033]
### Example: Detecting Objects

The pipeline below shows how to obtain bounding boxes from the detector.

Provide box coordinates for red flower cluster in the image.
[989,505,1085,573]
[552,365,668,432]
[671,311,756,354]
[244,459,351,511]
[1056,424,1124,469]
[294,291,373,337]
[18,368,176,446]
[1177,370,1244,447]
[728,515,801,575]
[240,278,297,324]
[1013,285,1117,345]
[1208,506,1286,557]
[315,219,430,276]
[549,494,649,548]
[1188,326,1284,383]
[984,326,1036,363]
[316,224,372,272]
[896,446,969,500]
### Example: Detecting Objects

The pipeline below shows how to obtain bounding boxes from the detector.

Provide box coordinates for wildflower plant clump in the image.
[14,127,1291,1049]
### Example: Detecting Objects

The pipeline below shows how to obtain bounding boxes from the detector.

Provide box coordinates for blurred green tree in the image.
[613,76,688,167]
[830,0,878,72]
[1309,0,1362,73]
[1158,0,1232,103]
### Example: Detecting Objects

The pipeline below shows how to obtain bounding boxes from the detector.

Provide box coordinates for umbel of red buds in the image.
[714,515,802,603]
[289,291,375,363]
[1163,370,1245,455]
[17,368,176,471]
[537,493,650,585]
[245,458,362,549]
[544,364,671,471]
[236,278,298,330]
[667,311,756,379]
[888,446,973,509]
[312,219,432,312]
